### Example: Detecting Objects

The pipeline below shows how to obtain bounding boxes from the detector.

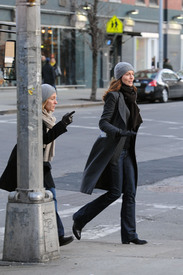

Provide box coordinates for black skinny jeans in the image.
[73,149,138,242]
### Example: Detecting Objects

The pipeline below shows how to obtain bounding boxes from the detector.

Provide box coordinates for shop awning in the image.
[123,31,142,36]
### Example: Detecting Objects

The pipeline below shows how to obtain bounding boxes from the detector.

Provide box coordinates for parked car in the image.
[134,69,183,103]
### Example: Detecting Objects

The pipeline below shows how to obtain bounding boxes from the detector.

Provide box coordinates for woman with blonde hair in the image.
[42,84,74,246]
[0,84,75,246]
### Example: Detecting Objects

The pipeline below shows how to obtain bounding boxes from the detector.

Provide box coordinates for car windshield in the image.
[135,71,157,79]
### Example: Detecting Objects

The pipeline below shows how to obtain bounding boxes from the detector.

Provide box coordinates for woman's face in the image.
[122,70,134,87]
[44,92,57,112]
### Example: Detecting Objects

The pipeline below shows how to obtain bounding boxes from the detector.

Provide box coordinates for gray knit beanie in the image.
[41,84,56,103]
[114,62,134,80]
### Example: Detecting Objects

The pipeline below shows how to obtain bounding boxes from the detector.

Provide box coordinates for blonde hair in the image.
[42,99,48,110]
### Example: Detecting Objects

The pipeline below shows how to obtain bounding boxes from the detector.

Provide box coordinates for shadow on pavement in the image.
[55,155,183,192]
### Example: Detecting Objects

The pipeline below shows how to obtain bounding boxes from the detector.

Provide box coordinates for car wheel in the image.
[160,89,168,103]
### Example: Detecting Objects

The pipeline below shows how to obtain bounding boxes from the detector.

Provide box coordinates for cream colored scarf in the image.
[42,109,56,162]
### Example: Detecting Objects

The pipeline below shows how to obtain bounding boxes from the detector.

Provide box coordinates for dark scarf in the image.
[120,84,143,131]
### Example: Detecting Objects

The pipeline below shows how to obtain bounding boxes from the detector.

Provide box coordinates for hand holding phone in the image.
[61,111,75,126]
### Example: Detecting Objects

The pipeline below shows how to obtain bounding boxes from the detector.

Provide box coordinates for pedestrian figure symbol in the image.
[106,15,123,34]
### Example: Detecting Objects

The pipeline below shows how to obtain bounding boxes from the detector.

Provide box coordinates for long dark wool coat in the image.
[0,120,67,192]
[80,91,139,195]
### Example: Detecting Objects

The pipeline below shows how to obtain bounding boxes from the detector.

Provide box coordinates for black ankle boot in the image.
[59,236,74,246]
[123,238,147,245]
[72,222,82,240]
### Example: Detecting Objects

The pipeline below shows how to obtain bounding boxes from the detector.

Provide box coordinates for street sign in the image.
[106,15,123,34]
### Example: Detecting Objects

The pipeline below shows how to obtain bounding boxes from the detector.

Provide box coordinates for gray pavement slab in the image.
[1,240,183,275]
[0,178,183,274]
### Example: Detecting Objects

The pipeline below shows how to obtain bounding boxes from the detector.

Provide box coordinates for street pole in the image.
[3,0,60,262]
[159,0,163,69]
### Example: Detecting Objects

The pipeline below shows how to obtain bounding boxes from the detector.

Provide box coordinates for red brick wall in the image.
[164,0,182,10]
[122,0,136,4]
[104,0,182,10]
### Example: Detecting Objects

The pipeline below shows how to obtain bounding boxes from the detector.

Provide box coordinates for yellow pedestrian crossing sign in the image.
[106,15,123,34]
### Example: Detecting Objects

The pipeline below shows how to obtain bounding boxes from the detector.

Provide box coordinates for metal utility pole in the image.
[159,0,163,69]
[3,0,60,262]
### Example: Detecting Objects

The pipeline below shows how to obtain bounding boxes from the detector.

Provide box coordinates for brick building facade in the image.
[0,0,183,87]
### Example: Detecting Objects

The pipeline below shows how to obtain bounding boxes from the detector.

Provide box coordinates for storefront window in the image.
[0,25,16,87]
[41,27,85,86]
[136,37,147,71]
[75,30,85,85]
[135,35,158,71]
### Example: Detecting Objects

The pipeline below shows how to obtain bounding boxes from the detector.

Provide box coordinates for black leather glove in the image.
[118,129,136,137]
[61,111,75,127]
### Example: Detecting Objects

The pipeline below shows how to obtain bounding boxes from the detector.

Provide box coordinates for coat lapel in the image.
[118,92,130,126]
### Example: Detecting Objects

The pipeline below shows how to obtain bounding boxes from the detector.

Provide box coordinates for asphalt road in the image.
[1,101,183,274]
[0,101,183,192]
[52,101,183,191]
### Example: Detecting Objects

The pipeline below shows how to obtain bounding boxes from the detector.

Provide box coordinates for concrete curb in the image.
[0,102,104,115]
[0,110,17,115]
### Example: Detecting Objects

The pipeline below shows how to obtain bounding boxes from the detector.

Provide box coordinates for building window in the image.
[136,0,145,4]
[0,26,16,87]
[108,0,121,3]
[149,0,158,5]
[135,36,158,71]
[41,27,85,85]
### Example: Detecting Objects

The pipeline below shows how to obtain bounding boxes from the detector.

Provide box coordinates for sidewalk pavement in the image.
[0,177,183,275]
[0,86,183,274]
[0,86,105,115]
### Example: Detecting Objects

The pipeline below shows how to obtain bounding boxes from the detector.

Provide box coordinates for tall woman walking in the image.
[72,62,147,245]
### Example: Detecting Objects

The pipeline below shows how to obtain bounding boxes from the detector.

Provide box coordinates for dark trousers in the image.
[47,187,65,237]
[73,149,138,242]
